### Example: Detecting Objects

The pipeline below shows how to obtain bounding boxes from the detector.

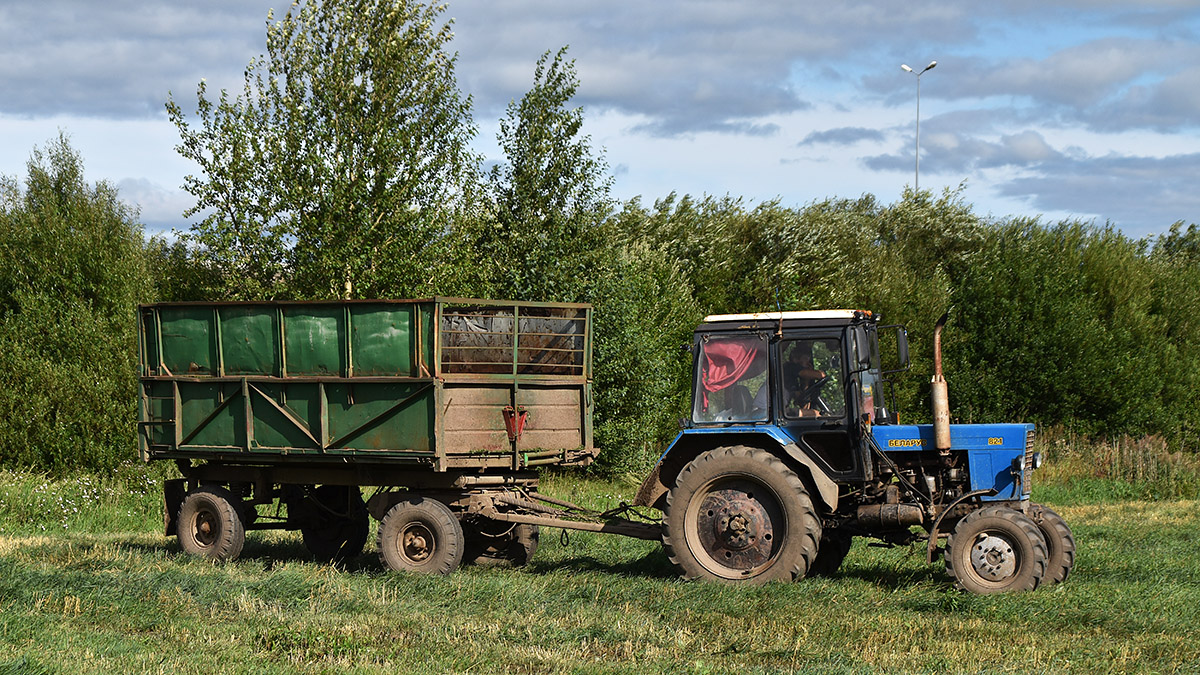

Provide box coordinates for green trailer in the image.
[139,298,652,571]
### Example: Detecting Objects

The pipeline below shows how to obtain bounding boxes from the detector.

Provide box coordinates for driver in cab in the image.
[784,341,826,418]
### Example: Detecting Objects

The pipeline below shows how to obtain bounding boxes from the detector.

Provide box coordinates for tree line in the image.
[2,0,1198,474]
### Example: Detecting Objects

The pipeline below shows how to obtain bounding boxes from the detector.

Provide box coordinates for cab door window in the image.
[781,338,844,420]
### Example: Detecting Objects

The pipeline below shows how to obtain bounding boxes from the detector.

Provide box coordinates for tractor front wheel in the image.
[946,505,1048,594]
[1030,503,1076,584]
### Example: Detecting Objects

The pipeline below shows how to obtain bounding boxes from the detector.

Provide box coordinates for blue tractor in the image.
[634,310,1075,593]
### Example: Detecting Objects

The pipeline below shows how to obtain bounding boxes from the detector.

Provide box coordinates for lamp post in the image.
[900,60,936,191]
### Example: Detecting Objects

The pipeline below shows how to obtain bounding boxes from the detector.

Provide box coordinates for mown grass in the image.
[1,448,1199,674]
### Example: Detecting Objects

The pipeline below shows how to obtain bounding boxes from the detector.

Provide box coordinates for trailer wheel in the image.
[177,486,245,561]
[809,532,852,577]
[664,446,821,584]
[378,497,464,575]
[299,485,370,564]
[1030,503,1076,584]
[946,505,1048,594]
[463,519,540,567]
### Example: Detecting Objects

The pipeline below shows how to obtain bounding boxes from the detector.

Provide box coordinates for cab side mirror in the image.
[854,330,872,369]
[880,325,910,373]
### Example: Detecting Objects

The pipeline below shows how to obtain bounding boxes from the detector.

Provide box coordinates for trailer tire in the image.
[177,486,245,561]
[664,445,821,584]
[946,505,1047,594]
[463,519,540,567]
[300,485,370,564]
[1030,504,1075,584]
[378,497,464,575]
[809,532,852,577]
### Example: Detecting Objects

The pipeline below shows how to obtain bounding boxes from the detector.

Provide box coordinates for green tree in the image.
[0,136,154,471]
[167,0,479,300]
[470,47,613,301]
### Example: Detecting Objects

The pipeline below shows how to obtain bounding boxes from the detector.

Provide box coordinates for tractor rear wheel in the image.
[809,532,852,577]
[946,505,1048,594]
[1029,503,1075,584]
[664,446,821,584]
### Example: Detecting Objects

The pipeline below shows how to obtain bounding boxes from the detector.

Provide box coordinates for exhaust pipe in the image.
[931,312,951,452]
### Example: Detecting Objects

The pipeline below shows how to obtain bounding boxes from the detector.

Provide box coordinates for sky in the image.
[2,1,1199,240]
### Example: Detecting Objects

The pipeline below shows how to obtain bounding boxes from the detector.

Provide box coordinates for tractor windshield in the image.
[693,335,769,423]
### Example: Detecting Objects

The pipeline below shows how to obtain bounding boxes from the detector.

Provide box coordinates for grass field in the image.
[1,462,1198,674]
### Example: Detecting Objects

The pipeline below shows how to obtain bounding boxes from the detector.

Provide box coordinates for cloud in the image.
[998,152,1200,231]
[115,177,192,236]
[449,1,976,136]
[799,127,886,146]
[862,128,1062,174]
[870,38,1200,134]
[0,1,273,118]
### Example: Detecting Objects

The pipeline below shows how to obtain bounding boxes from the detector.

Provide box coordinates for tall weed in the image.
[1035,428,1200,501]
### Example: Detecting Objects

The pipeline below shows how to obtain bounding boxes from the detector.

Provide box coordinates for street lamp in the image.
[900,60,936,191]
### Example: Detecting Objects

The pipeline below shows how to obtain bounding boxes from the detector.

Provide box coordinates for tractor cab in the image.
[689,310,908,482]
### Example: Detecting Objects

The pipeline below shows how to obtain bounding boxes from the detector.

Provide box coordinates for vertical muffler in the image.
[931,312,951,452]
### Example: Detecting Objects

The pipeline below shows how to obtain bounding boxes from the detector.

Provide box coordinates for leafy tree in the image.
[167,0,479,300]
[468,47,613,301]
[1153,221,1200,264]
[0,136,154,472]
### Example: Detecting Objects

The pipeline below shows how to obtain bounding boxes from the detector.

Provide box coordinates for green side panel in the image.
[421,303,435,373]
[326,383,433,451]
[143,381,173,445]
[221,307,279,375]
[250,384,319,450]
[285,306,345,376]
[140,310,161,374]
[180,382,243,448]
[351,304,414,376]
[159,307,216,376]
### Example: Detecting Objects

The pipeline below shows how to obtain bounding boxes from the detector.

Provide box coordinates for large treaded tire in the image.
[946,505,1048,594]
[377,496,464,575]
[299,485,370,564]
[1030,503,1076,584]
[663,446,821,584]
[177,486,245,561]
[809,532,852,577]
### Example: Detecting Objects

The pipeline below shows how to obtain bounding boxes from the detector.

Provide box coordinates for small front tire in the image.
[946,505,1048,594]
[1030,503,1076,584]
[462,519,540,567]
[377,496,464,575]
[809,532,852,577]
[177,486,245,561]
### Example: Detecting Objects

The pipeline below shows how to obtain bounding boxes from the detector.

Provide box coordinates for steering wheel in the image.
[796,374,830,400]
[794,375,832,413]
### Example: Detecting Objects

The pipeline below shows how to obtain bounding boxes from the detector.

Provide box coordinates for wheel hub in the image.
[694,481,778,571]
[970,533,1017,580]
[195,511,217,546]
[403,525,433,562]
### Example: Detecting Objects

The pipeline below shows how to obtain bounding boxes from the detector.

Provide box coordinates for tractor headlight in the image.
[1031,451,1044,470]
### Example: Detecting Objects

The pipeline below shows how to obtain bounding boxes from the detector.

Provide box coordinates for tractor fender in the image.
[633,429,839,514]
[780,442,839,513]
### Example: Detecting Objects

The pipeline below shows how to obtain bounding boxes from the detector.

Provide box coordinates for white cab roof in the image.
[703,309,868,323]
